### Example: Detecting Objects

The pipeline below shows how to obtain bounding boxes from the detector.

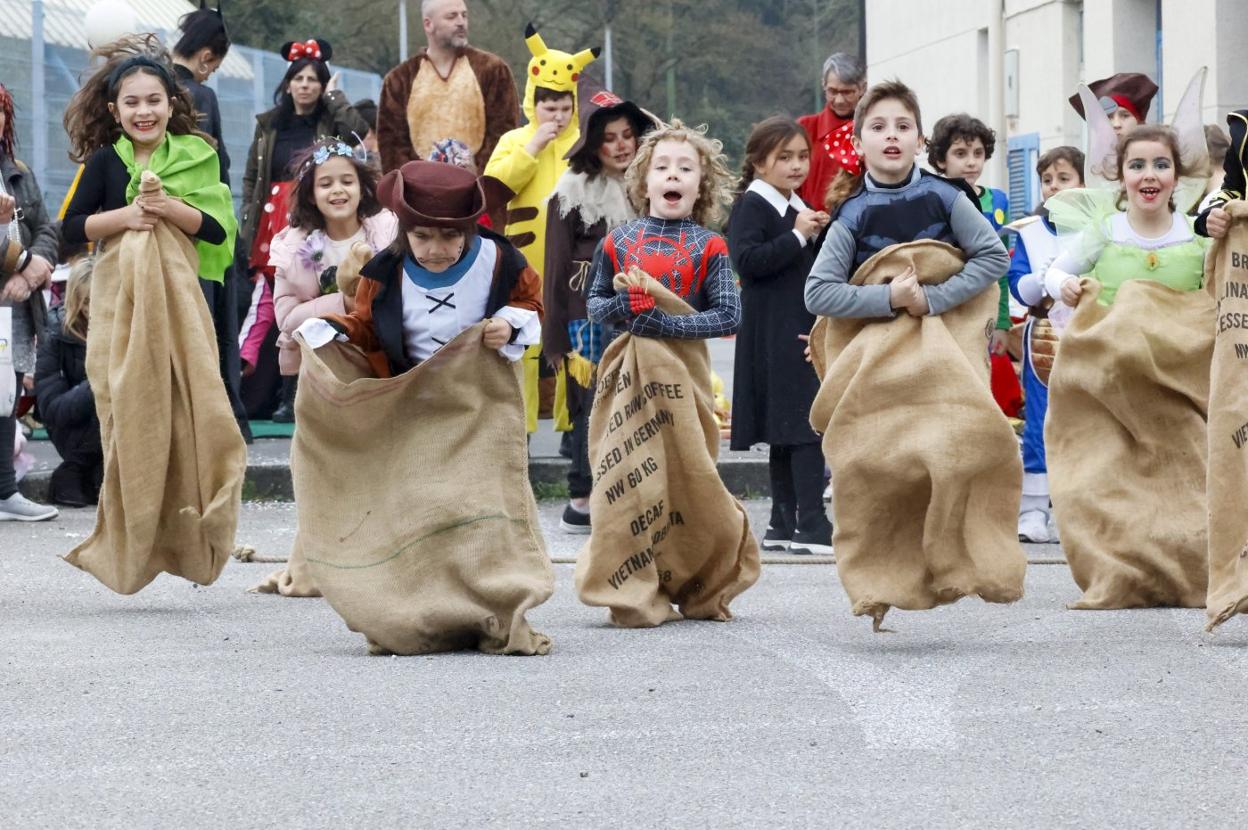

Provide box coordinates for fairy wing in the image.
[1077,84,1120,191]
[1169,67,1211,214]
[1044,187,1116,268]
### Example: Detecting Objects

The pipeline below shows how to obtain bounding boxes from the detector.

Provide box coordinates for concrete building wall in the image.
[864,0,1243,211]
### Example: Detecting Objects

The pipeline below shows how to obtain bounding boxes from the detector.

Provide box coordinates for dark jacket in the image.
[541,187,608,366]
[34,307,100,461]
[1196,109,1246,237]
[1,154,58,344]
[174,64,230,185]
[727,188,821,448]
[239,91,369,249]
[325,227,543,378]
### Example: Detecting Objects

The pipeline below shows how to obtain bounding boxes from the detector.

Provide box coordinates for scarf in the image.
[114,133,237,283]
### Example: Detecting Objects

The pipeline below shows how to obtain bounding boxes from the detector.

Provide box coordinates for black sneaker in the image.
[559,503,591,534]
[789,528,833,556]
[762,526,792,551]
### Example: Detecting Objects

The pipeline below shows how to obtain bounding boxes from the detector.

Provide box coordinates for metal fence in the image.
[1,24,381,213]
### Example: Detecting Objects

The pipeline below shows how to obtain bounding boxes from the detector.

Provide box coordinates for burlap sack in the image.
[64,218,246,594]
[574,269,760,627]
[1046,278,1214,609]
[809,240,1026,631]
[247,537,320,597]
[292,322,553,655]
[1204,201,1248,631]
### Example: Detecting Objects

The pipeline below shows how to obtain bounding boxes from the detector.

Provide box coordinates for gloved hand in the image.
[627,284,655,315]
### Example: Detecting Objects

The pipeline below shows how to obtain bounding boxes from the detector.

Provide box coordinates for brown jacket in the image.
[377,47,519,174]
[326,228,542,378]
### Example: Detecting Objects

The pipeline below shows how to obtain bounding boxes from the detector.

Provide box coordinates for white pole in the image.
[604,22,613,90]
[31,0,48,186]
[399,0,408,62]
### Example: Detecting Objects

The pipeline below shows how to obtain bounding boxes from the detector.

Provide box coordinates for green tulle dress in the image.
[1047,188,1209,306]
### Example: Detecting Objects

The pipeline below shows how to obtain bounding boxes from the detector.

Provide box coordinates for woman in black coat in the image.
[34,262,102,508]
[727,117,832,555]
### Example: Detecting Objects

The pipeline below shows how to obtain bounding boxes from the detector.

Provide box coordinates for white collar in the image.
[746,178,807,216]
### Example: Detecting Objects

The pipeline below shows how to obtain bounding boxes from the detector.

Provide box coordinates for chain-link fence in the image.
[1,13,381,212]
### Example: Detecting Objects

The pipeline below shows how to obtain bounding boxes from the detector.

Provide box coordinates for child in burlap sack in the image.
[290,160,553,655]
[59,38,246,594]
[1043,124,1213,609]
[577,119,760,627]
[804,80,1022,631]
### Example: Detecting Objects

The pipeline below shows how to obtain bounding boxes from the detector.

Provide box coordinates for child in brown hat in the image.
[316,160,541,378]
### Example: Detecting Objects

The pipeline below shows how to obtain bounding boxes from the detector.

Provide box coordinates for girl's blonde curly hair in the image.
[625,119,735,227]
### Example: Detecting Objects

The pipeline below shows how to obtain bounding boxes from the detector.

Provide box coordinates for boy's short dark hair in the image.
[533,87,574,106]
[927,113,996,171]
[852,79,922,139]
[1036,145,1085,181]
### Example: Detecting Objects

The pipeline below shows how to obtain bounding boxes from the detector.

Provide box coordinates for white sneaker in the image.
[0,492,59,522]
[1018,509,1052,543]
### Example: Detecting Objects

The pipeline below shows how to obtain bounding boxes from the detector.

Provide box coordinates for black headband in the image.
[107,56,174,96]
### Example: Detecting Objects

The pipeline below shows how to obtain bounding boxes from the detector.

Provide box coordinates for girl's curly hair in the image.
[64,34,207,164]
[625,119,735,227]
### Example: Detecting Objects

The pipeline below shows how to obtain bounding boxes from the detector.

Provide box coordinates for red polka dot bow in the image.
[825,121,862,177]
[287,39,323,61]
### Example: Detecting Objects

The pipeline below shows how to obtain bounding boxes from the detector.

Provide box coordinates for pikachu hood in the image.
[521,23,600,121]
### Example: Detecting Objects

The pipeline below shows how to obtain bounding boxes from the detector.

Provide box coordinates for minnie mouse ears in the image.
[280,38,332,63]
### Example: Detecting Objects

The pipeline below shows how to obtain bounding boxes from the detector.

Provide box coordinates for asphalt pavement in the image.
[3,502,1246,829]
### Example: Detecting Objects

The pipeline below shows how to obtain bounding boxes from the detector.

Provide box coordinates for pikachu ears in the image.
[523,22,599,90]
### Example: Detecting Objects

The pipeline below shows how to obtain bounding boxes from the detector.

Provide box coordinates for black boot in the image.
[271,375,297,423]
[50,462,91,508]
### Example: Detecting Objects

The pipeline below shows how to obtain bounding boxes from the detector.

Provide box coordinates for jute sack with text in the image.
[1046,278,1213,609]
[292,323,553,655]
[574,269,760,627]
[809,240,1025,630]
[64,217,245,593]
[1204,201,1248,630]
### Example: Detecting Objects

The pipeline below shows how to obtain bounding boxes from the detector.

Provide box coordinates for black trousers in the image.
[199,270,249,429]
[566,374,594,499]
[767,442,830,537]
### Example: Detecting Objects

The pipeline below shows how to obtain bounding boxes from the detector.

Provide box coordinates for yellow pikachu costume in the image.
[485,24,599,433]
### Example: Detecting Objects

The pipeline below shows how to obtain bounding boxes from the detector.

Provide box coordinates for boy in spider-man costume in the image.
[586,120,740,341]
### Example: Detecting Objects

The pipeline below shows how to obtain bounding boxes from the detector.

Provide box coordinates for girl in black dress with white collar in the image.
[727,117,832,555]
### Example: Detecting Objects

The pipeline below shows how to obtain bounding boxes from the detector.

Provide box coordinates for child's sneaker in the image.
[762,526,792,551]
[0,493,58,522]
[1018,509,1052,543]
[559,502,591,534]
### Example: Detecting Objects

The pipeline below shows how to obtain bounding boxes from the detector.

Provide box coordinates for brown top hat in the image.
[379,160,487,230]
[1069,73,1158,123]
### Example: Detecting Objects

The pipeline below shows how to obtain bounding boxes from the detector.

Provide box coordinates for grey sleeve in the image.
[803,221,893,318]
[921,193,1010,316]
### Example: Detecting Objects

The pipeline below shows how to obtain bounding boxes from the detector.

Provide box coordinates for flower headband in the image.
[297,137,368,180]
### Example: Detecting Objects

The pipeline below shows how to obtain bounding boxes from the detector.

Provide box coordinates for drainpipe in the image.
[988,0,1006,188]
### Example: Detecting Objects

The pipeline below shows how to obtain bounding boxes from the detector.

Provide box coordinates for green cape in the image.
[114,133,237,283]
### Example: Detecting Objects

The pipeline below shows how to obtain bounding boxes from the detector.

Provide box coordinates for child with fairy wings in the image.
[1044,70,1212,312]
